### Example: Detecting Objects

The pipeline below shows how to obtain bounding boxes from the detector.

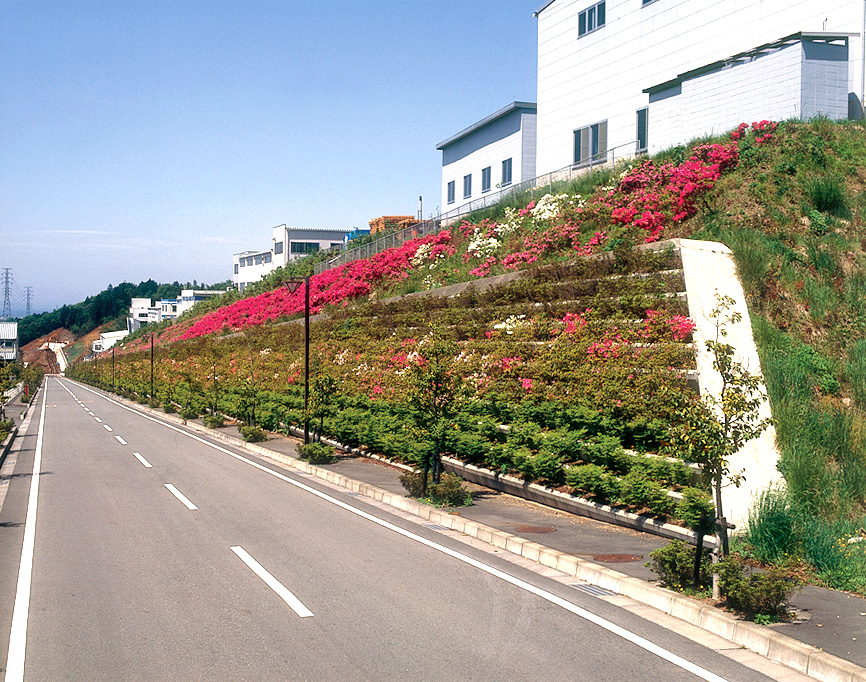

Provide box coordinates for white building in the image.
[128,297,159,333]
[128,289,226,333]
[233,224,350,292]
[436,102,537,215]
[177,289,224,315]
[92,330,129,354]
[533,0,865,175]
[0,322,18,362]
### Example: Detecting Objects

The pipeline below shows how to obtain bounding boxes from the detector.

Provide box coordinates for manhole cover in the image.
[515,525,557,534]
[592,554,643,563]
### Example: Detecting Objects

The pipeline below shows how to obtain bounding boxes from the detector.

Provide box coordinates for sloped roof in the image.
[436,101,537,150]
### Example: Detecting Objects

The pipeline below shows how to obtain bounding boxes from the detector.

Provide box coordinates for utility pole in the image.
[1,269,11,319]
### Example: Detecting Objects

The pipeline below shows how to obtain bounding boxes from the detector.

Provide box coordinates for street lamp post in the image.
[283,276,310,444]
[150,334,154,402]
[112,347,116,391]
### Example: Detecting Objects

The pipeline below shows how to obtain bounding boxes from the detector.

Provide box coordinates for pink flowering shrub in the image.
[181,230,455,339]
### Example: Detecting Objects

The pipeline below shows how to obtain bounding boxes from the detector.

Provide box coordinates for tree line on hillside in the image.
[17,279,230,347]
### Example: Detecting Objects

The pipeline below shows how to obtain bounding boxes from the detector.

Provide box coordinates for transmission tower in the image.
[25,286,33,316]
[1,268,11,319]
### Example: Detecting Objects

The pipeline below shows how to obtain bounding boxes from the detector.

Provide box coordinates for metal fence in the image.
[314,140,640,275]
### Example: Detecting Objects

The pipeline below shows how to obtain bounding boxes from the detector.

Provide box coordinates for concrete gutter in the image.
[116,400,862,682]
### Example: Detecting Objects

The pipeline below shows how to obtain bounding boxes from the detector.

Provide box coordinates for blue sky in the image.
[1,1,538,314]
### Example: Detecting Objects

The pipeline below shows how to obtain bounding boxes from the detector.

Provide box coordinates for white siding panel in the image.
[536,0,864,175]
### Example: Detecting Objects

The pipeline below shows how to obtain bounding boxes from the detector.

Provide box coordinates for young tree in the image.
[670,295,771,585]
[308,366,337,443]
[404,329,465,497]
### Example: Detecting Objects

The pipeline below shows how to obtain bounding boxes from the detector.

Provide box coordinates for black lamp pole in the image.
[150,334,154,401]
[284,277,311,445]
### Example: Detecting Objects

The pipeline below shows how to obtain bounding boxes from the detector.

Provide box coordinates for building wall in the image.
[440,108,537,212]
[649,38,849,151]
[234,226,349,291]
[535,0,864,175]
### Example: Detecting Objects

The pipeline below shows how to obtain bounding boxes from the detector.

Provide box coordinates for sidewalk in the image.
[196,422,866,678]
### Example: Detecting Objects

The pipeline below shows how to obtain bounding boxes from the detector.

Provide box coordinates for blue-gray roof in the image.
[436,101,537,150]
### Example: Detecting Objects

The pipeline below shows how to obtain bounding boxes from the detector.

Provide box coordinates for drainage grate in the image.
[424,523,449,531]
[571,583,617,597]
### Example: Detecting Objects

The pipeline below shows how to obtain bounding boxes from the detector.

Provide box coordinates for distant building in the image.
[0,322,18,362]
[368,216,416,235]
[177,289,224,315]
[92,330,129,354]
[232,224,350,292]
[128,289,226,332]
[436,101,537,215]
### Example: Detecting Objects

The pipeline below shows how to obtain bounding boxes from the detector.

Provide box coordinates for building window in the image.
[447,180,455,204]
[574,120,608,166]
[234,264,239,274]
[290,242,320,254]
[578,1,605,37]
[481,166,492,193]
[463,174,472,199]
[263,252,272,264]
[502,158,513,186]
[636,108,648,153]
[274,241,284,255]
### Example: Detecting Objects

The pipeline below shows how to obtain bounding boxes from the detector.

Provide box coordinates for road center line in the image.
[164,483,198,510]
[5,383,47,682]
[132,452,153,468]
[68,379,728,682]
[230,546,314,618]
[115,435,128,445]
[94,417,102,422]
[102,424,112,432]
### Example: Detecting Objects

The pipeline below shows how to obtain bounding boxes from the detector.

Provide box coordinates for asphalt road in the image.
[0,377,783,681]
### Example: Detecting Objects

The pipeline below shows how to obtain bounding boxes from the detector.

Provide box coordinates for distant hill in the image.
[17,279,230,347]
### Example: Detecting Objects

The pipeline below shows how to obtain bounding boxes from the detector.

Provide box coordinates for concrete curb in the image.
[0,425,17,468]
[86,389,865,682]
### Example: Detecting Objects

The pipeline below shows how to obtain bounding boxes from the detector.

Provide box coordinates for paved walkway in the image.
[213,424,865,670]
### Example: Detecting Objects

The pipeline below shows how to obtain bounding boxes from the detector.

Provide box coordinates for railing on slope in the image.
[314,140,641,275]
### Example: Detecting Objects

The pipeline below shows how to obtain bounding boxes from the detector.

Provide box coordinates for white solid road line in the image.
[230,546,314,618]
[115,435,128,445]
[68,379,728,682]
[4,384,47,682]
[132,452,153,468]
[164,483,198,510]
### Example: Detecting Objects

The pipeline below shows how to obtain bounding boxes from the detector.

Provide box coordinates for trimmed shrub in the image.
[566,463,619,501]
[647,540,711,592]
[400,471,472,507]
[239,425,268,443]
[298,441,337,464]
[676,487,716,533]
[617,470,675,516]
[202,413,225,428]
[162,402,177,414]
[717,556,800,618]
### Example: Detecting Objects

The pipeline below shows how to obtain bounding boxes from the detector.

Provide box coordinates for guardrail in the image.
[314,140,641,275]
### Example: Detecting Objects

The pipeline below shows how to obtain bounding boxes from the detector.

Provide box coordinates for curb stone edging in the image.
[82,388,865,682]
